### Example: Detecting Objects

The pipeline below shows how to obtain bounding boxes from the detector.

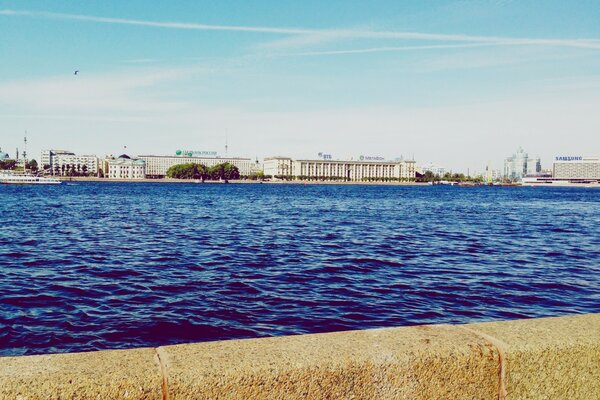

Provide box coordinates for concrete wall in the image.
[1,313,599,399]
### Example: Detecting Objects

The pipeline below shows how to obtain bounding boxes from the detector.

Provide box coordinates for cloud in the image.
[289,43,496,56]
[123,58,160,64]
[3,9,600,51]
[0,67,200,113]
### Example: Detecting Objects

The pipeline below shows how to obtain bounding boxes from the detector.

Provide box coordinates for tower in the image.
[23,131,28,165]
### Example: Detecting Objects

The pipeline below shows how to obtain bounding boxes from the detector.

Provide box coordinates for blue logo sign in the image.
[555,156,582,161]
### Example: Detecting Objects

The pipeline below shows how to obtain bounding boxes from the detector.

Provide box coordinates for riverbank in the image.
[58,176,429,185]
[1,314,598,399]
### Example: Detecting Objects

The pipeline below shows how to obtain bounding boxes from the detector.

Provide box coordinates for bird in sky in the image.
[74,70,79,75]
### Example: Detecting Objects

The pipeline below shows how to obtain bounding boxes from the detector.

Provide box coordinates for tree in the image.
[28,159,38,172]
[0,159,17,170]
[208,162,240,181]
[166,163,209,180]
[81,164,88,175]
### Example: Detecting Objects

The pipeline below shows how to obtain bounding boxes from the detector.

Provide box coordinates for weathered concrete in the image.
[161,324,499,399]
[0,348,162,400]
[471,314,600,400]
[1,314,599,399]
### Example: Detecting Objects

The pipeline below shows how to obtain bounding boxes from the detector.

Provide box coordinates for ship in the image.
[0,172,61,185]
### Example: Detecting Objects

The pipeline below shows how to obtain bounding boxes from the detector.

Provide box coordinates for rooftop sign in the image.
[555,156,582,161]
[176,150,218,157]
[359,155,385,161]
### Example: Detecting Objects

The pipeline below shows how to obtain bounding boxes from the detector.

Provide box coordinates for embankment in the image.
[1,313,599,399]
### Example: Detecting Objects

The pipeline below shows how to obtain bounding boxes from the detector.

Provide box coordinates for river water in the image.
[1,183,598,356]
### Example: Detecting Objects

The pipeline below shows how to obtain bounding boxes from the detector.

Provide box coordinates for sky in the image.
[1,0,599,173]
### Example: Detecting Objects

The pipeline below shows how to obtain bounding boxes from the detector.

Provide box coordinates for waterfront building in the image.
[264,156,416,181]
[54,154,99,176]
[107,155,146,179]
[522,156,600,185]
[40,150,75,175]
[553,156,600,180]
[138,153,262,178]
[419,163,446,177]
[503,147,541,181]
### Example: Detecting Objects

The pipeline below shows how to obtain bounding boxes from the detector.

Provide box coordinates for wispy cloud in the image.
[2,9,600,51]
[290,43,497,56]
[0,67,200,113]
[123,58,160,64]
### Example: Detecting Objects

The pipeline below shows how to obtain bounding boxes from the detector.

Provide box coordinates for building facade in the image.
[264,157,416,181]
[138,154,262,178]
[107,156,146,179]
[504,147,541,181]
[419,163,446,177]
[553,156,600,181]
[40,150,75,175]
[54,154,99,176]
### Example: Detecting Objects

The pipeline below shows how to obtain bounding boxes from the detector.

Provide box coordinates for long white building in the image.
[264,157,416,181]
[553,156,600,180]
[139,154,262,177]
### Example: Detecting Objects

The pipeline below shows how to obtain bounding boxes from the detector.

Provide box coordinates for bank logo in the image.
[175,150,218,157]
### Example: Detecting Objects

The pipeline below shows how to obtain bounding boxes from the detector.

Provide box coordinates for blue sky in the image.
[1,0,599,173]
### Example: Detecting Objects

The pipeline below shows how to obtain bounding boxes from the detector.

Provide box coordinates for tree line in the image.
[415,171,485,183]
[166,162,241,181]
[0,159,38,172]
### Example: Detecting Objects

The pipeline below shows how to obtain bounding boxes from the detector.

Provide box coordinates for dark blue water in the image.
[1,183,599,356]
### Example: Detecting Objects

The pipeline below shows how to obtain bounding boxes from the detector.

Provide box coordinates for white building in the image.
[108,155,146,179]
[264,157,416,181]
[504,147,541,181]
[40,150,74,174]
[54,154,99,176]
[138,153,262,178]
[553,156,600,181]
[419,163,446,177]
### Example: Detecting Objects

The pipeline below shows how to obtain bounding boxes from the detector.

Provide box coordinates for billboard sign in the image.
[176,150,218,157]
[359,155,385,161]
[555,156,582,161]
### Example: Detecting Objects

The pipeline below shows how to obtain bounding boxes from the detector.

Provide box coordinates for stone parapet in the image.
[1,313,598,399]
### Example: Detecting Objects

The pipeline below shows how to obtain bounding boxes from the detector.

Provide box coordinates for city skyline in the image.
[1,0,600,172]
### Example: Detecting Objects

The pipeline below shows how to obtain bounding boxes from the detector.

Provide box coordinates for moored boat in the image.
[0,172,61,185]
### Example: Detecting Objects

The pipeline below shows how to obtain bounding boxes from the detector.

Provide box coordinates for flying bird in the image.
[74,70,79,75]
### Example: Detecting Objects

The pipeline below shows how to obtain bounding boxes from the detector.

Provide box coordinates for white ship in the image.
[0,172,61,185]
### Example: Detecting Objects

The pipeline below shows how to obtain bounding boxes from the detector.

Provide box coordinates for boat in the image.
[0,172,61,185]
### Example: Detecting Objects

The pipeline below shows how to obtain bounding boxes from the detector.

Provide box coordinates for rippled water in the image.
[1,183,599,356]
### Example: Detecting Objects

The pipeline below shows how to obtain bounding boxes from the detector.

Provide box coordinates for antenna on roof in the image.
[225,130,229,157]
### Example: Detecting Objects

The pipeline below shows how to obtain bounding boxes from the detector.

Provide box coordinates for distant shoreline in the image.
[59,176,429,186]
